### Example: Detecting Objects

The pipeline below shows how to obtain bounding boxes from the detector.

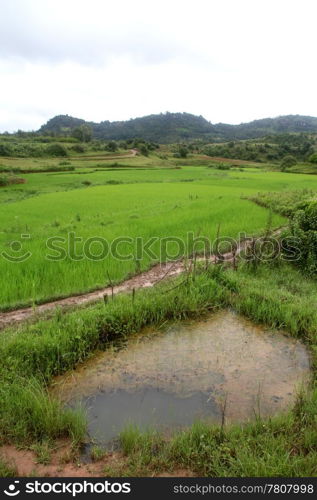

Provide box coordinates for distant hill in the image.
[214,115,317,140]
[40,114,88,133]
[39,113,317,143]
[39,112,214,142]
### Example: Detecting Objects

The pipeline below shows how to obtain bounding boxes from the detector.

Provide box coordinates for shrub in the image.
[216,163,230,170]
[106,141,118,152]
[45,143,68,157]
[0,144,12,156]
[178,146,188,158]
[280,155,297,171]
[308,153,317,164]
[140,145,149,156]
[71,144,86,154]
[0,174,25,186]
[71,125,92,142]
[289,201,317,274]
[0,174,9,186]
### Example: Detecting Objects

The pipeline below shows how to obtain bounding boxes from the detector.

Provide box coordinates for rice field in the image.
[2,161,317,310]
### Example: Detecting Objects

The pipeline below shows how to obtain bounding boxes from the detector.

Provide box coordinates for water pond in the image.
[52,310,310,446]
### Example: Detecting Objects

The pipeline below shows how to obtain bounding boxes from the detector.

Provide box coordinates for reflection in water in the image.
[52,311,310,445]
[86,389,220,444]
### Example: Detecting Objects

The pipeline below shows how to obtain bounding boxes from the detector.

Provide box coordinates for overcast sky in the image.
[1,0,316,132]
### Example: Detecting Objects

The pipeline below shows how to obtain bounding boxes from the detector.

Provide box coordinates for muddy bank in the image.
[0,443,194,477]
[52,310,310,446]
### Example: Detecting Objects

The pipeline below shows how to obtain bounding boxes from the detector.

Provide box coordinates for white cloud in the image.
[0,0,316,131]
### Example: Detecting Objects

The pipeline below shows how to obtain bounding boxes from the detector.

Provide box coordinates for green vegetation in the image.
[112,262,317,477]
[115,406,317,477]
[288,201,317,275]
[71,124,93,143]
[247,189,316,217]
[1,131,317,477]
[203,133,316,164]
[0,457,17,477]
[3,151,317,311]
[1,164,294,311]
[39,112,317,143]
[0,138,77,158]
[40,112,214,143]
[0,270,225,448]
[90,446,107,462]
[309,153,317,164]
[1,261,317,476]
[0,173,25,186]
[247,190,317,276]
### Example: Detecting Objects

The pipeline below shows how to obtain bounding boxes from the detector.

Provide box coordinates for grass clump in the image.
[30,440,52,465]
[0,377,86,445]
[0,457,17,477]
[114,409,317,476]
[90,445,107,462]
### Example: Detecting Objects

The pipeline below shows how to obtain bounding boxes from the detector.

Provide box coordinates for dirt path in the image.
[72,149,138,161]
[0,239,253,330]
[200,155,259,166]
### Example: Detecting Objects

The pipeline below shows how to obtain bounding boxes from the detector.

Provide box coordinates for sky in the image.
[0,0,316,132]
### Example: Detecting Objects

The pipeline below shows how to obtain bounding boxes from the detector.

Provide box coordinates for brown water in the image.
[52,310,310,446]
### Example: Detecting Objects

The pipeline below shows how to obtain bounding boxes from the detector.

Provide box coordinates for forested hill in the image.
[39,113,317,143]
[39,113,213,142]
[214,115,317,140]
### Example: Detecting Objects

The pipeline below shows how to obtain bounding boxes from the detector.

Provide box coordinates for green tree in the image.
[139,144,149,156]
[308,153,317,164]
[46,143,68,157]
[289,201,317,274]
[106,141,118,152]
[0,143,12,156]
[173,146,188,159]
[72,125,92,142]
[280,155,297,171]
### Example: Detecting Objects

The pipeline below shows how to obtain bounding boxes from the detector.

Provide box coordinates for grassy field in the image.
[1,149,317,477]
[3,155,317,311]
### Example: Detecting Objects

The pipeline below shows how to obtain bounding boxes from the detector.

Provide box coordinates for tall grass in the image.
[115,411,317,476]
[1,261,317,473]
[0,378,86,445]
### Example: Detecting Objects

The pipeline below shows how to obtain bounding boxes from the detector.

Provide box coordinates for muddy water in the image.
[52,311,310,445]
